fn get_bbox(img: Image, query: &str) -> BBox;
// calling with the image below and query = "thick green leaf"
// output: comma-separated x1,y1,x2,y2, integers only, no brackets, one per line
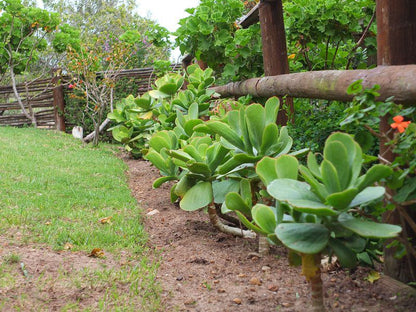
260,123,279,156
180,182,213,211
252,204,277,234
343,235,367,253
256,157,279,186
218,153,261,174
324,141,351,189
145,150,168,172
326,188,359,211
264,96,280,124
328,238,357,268
238,106,252,153
338,213,402,238
245,104,265,152
267,179,321,203
188,102,199,119
239,178,252,206
158,83,179,95
184,119,203,137
348,186,385,208
212,180,240,204
170,184,179,203
149,131,174,152
275,155,299,180
268,179,336,216
152,176,177,188
205,121,245,151
356,165,393,191
225,192,252,216
183,145,203,162
276,223,330,254
175,175,197,197
285,199,337,216
321,159,341,194
307,152,322,180
186,162,211,178
273,126,292,156
206,144,230,172
299,165,328,201
235,211,267,235
325,133,362,184
149,89,170,99
169,150,193,163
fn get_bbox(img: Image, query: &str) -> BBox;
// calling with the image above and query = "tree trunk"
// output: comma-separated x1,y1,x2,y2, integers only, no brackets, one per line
10,65,37,127
210,65,416,104
207,203,256,239
83,118,111,143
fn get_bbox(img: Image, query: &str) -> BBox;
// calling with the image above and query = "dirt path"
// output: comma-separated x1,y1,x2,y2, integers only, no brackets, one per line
127,158,416,312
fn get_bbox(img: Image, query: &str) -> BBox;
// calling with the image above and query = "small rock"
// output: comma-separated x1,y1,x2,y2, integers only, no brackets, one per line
249,277,262,286
146,209,160,216
389,295,397,301
282,302,292,308
238,273,247,278
233,298,242,305
261,266,271,272
268,284,279,292
176,276,183,281
330,278,336,282
218,288,226,293
213,280,219,284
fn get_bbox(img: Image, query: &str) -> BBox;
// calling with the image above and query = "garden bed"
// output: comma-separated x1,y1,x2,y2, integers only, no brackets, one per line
127,157,416,312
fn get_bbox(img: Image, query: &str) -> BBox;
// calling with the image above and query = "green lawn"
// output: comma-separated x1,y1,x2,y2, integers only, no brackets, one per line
0,127,162,311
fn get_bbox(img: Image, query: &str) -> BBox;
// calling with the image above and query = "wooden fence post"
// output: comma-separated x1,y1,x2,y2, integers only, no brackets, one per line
52,75,66,132
259,0,293,125
376,0,416,283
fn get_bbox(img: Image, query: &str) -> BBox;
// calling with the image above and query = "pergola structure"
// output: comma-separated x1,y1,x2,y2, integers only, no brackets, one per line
214,0,416,284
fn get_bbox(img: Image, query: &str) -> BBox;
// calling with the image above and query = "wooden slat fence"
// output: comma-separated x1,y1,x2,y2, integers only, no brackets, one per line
0,77,58,128
0,64,182,129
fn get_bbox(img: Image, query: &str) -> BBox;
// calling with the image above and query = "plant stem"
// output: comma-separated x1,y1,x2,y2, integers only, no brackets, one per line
302,253,325,312
207,203,256,239
258,235,270,256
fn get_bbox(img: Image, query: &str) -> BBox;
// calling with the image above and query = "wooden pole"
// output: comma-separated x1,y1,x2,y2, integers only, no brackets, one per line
210,65,416,103
376,0,416,283
52,76,66,132
259,0,293,125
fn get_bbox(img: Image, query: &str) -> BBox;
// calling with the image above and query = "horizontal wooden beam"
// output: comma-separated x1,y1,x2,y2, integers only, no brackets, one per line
239,3,259,28
211,65,416,104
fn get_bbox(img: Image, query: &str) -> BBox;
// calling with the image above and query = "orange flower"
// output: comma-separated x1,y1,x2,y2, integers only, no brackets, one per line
288,53,296,59
390,115,411,133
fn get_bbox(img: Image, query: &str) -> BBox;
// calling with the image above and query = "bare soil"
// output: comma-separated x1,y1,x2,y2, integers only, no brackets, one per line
127,158,416,312
0,157,415,311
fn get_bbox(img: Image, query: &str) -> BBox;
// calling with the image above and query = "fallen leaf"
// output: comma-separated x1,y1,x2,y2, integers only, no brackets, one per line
89,248,105,258
365,270,380,284
99,216,112,224
63,243,73,250
233,298,242,305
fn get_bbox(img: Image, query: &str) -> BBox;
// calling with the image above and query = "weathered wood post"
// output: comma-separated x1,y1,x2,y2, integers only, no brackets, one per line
52,74,66,132
258,0,293,125
376,0,416,283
